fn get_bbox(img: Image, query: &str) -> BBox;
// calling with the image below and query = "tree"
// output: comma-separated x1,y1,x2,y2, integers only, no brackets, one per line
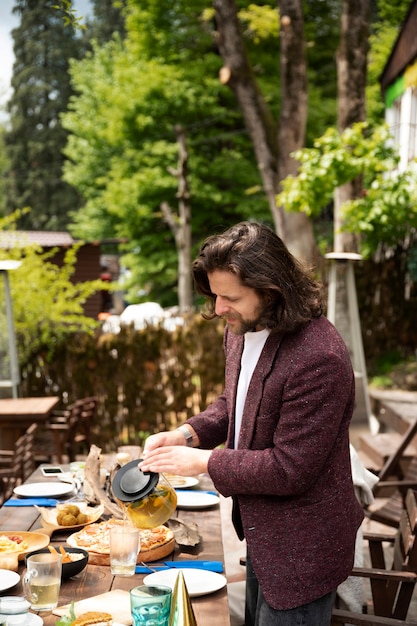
334,0,371,253
62,2,271,306
87,0,127,44
213,0,316,263
4,0,85,230
160,126,193,311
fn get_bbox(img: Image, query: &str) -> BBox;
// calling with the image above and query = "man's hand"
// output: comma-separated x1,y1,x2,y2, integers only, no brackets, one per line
143,430,185,453
139,446,212,476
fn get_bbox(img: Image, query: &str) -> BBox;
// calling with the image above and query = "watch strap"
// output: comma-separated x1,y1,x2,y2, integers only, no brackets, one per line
177,424,194,447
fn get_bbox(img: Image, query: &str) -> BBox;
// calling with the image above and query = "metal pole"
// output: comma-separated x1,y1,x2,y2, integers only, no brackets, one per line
0,261,21,398
325,252,376,432
3,271,20,397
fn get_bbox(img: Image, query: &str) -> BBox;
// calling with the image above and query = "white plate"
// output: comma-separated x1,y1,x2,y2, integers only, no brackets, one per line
13,482,75,498
175,491,220,509
143,568,227,597
26,615,43,626
0,568,20,591
166,475,199,489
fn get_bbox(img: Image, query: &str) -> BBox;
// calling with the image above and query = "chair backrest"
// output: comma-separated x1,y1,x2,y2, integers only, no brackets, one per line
17,422,38,482
377,419,417,483
370,488,417,620
60,396,98,461
0,422,38,504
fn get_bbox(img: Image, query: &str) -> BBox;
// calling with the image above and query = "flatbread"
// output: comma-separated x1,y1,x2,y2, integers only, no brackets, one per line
67,519,175,564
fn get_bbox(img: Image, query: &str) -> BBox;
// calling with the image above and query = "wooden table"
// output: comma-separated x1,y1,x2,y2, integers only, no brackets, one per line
0,396,59,448
0,465,231,625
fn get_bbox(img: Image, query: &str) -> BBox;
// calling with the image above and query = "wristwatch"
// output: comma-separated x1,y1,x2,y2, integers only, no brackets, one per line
177,424,194,447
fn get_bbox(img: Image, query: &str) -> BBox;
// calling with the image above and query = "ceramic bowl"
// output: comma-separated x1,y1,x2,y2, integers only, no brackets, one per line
25,547,88,580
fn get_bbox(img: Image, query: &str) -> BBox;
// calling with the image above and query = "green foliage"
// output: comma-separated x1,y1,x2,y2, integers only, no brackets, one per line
239,5,279,43
55,601,76,626
0,214,105,366
342,167,417,257
278,122,417,256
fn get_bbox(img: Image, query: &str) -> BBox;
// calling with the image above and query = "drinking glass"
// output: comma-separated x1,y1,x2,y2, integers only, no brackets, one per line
23,552,62,611
110,525,140,576
130,585,172,626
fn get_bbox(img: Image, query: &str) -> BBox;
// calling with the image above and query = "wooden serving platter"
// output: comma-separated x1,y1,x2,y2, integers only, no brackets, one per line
85,536,175,565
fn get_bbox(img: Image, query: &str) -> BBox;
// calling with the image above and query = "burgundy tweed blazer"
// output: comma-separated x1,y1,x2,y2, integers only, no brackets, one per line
187,316,364,610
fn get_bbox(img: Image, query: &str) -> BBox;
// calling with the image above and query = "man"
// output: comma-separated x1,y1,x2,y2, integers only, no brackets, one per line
140,221,364,626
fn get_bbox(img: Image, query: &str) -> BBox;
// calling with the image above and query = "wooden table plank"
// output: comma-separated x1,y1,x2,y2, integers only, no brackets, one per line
0,465,231,625
0,396,59,448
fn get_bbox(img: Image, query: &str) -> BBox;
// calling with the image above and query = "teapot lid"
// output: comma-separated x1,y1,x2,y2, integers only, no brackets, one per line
112,459,159,502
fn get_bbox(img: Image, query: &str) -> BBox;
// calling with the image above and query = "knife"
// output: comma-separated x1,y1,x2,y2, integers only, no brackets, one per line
135,560,223,574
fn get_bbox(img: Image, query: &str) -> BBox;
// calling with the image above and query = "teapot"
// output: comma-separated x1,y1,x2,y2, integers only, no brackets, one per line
111,459,177,529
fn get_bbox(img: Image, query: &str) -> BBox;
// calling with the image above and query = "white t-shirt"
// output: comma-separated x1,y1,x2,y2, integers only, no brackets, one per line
234,328,270,449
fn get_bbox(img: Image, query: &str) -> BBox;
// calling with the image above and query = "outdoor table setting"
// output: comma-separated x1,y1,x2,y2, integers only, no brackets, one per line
0,450,231,626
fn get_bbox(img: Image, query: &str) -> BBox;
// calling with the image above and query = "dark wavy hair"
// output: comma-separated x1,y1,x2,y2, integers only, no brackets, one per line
192,221,323,334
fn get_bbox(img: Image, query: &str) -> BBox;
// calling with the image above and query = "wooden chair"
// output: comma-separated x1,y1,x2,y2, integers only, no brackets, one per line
34,396,98,463
0,422,38,505
363,420,417,529
331,489,417,625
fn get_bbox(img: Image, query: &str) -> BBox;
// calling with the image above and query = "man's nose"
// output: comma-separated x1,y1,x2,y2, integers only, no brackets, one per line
215,297,229,316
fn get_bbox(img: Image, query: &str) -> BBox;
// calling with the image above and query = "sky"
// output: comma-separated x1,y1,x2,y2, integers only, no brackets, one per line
0,0,92,122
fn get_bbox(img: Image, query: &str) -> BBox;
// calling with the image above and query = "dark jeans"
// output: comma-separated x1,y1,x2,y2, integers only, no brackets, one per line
245,553,337,626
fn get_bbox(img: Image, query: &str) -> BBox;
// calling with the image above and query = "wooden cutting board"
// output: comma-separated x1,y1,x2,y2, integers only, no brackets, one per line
85,536,175,565
53,590,132,625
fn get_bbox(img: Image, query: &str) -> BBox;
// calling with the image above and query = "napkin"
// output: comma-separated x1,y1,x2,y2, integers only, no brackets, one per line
135,560,223,573
174,490,218,496
4,497,59,507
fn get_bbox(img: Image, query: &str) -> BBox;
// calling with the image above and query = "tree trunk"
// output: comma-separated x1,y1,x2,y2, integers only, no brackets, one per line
213,0,316,265
276,0,316,265
161,125,193,312
335,0,371,253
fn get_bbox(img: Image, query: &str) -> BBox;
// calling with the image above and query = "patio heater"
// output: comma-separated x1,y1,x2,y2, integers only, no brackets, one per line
325,252,377,433
0,260,21,398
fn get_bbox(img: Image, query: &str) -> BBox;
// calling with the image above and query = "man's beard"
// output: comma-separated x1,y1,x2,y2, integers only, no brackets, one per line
225,310,264,336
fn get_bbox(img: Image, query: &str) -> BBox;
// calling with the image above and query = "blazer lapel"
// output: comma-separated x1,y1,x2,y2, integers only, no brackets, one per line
237,332,283,449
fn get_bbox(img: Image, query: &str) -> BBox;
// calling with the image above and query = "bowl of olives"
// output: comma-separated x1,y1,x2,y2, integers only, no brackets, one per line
35,501,105,532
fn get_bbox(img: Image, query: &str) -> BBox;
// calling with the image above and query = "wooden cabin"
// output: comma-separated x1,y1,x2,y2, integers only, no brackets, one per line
380,0,417,171
0,231,120,318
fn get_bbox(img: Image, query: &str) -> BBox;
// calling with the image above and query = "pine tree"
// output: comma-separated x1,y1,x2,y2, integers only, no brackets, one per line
4,0,85,230
87,0,127,45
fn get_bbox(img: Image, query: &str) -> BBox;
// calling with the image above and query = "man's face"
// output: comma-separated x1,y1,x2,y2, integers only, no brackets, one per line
208,270,265,335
